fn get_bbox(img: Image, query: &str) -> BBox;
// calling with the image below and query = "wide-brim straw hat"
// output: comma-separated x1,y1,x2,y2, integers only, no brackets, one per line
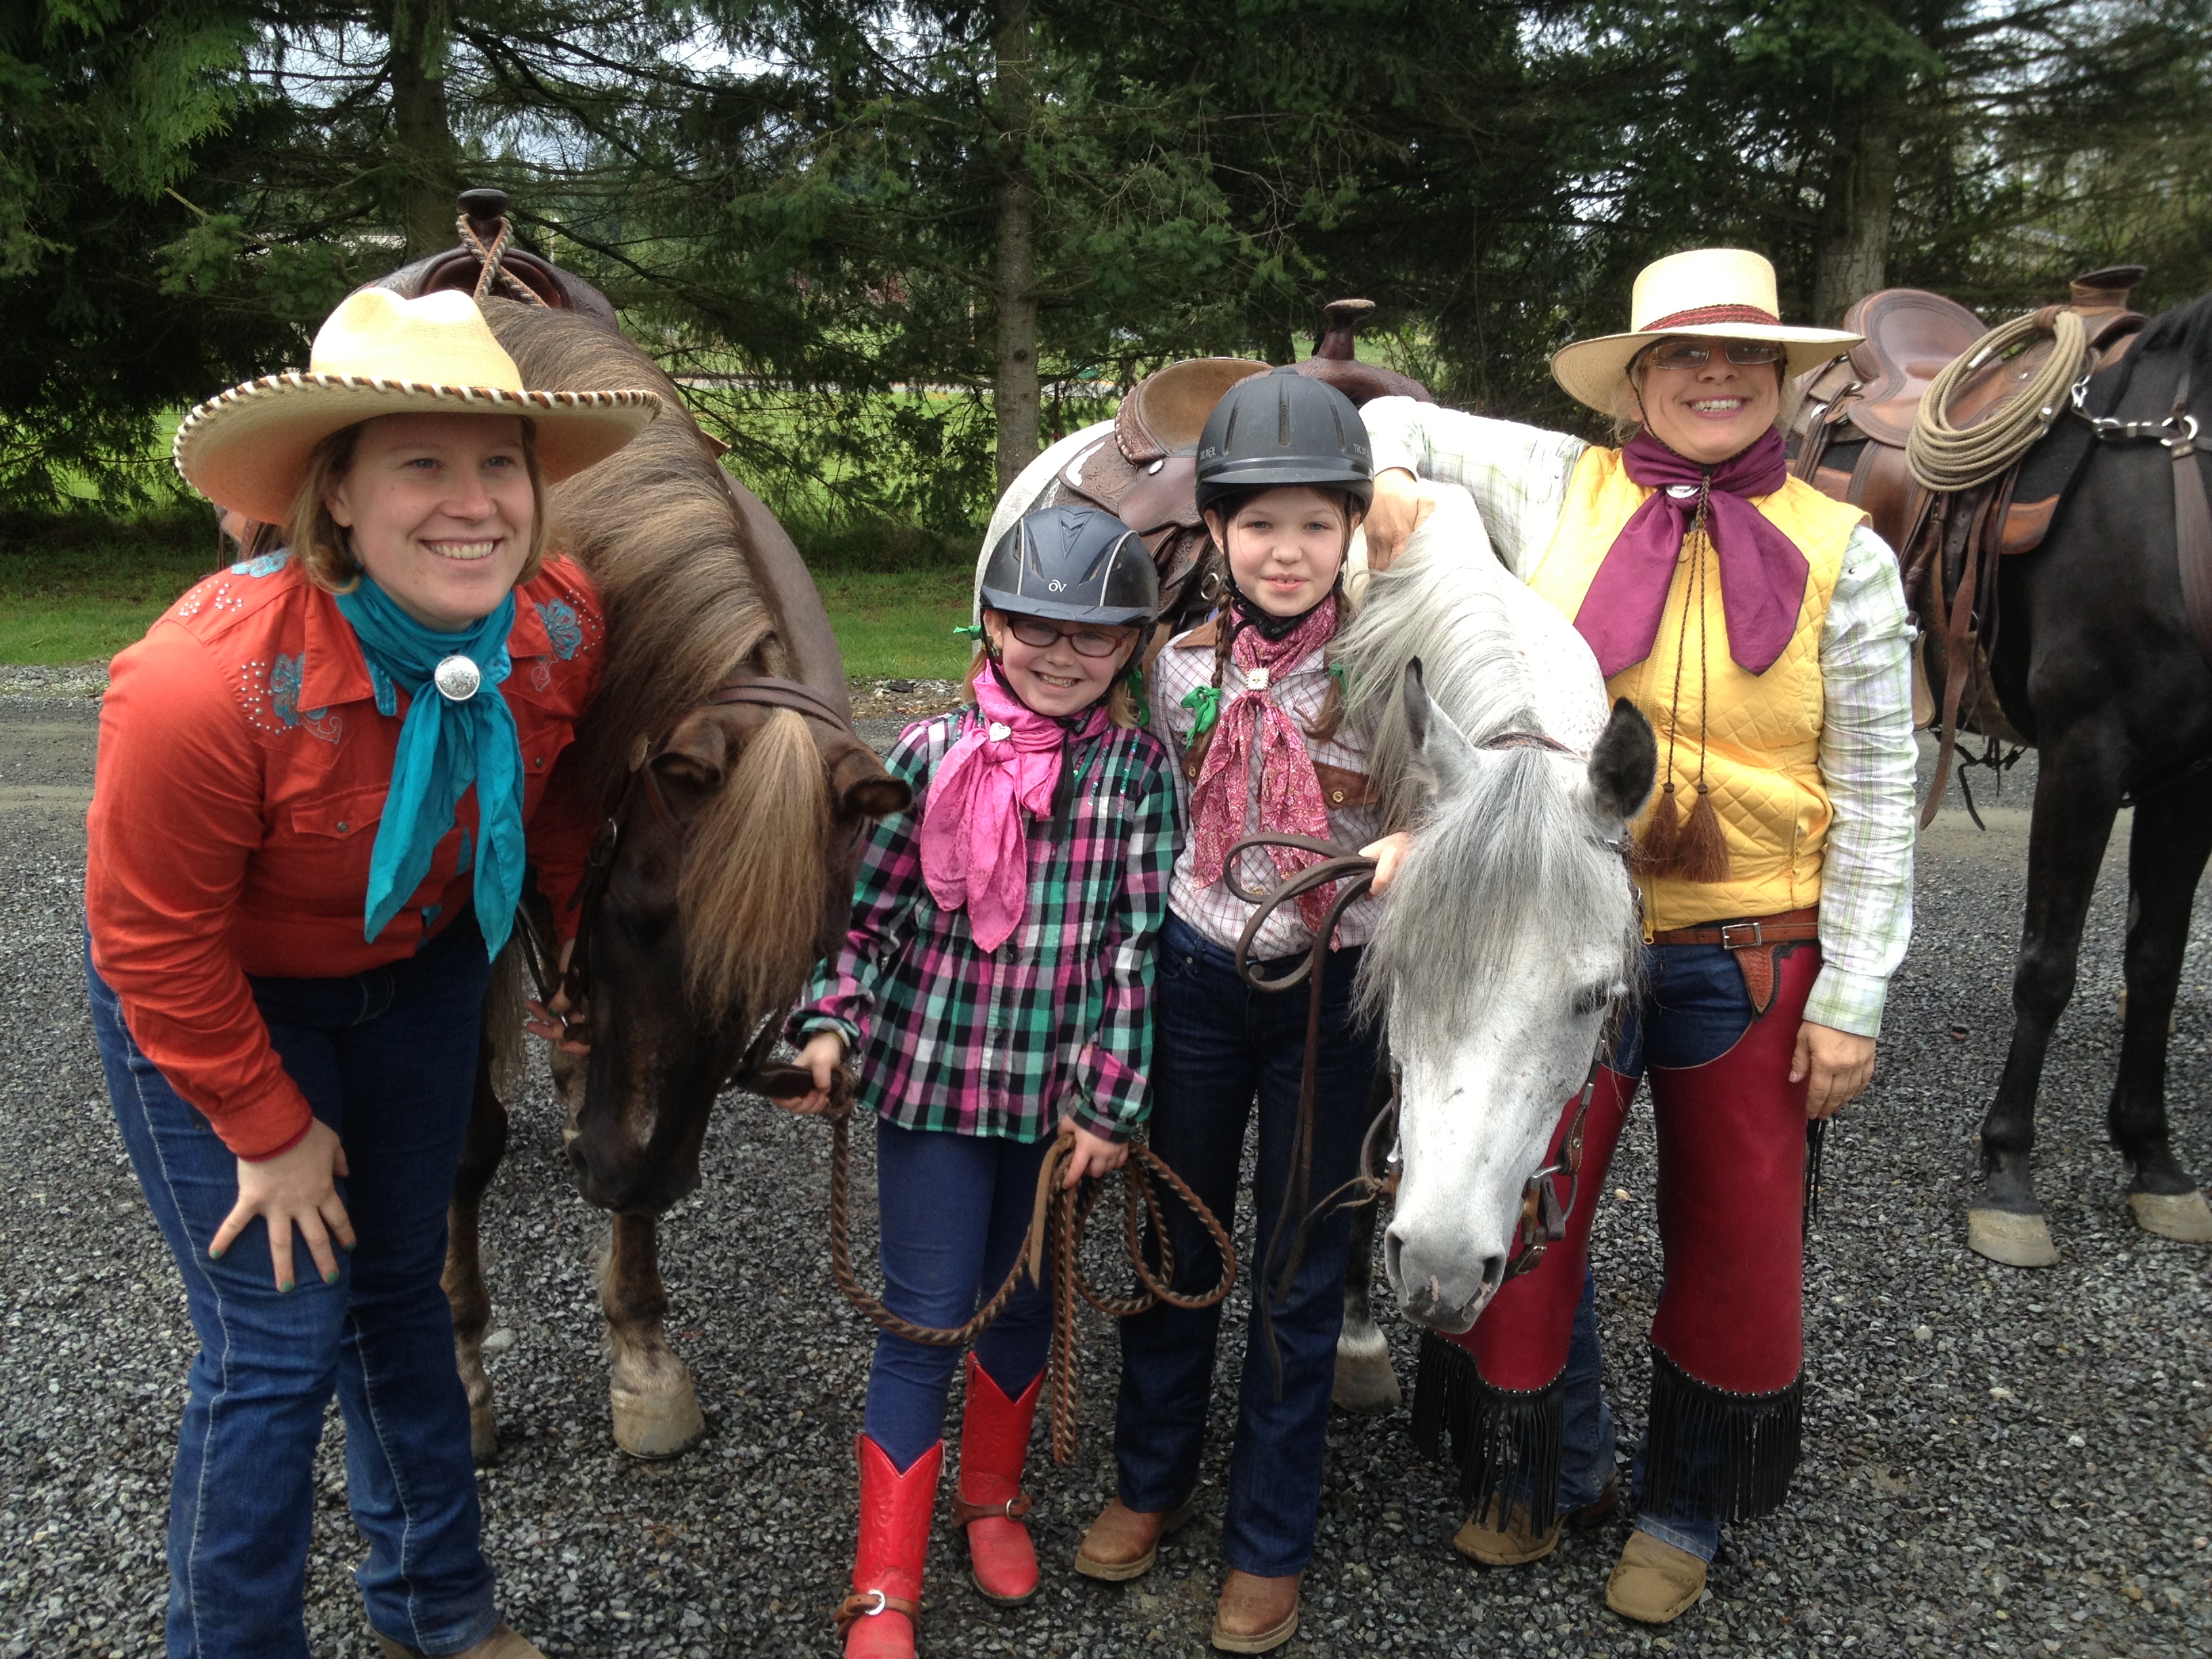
174,287,663,523
1551,248,1862,417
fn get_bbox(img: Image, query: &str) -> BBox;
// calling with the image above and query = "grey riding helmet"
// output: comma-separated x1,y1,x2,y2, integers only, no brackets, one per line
978,505,1160,628
1193,364,1374,513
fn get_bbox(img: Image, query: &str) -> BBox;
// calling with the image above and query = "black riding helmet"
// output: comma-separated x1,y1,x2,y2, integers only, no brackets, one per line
978,504,1160,629
1193,364,1374,513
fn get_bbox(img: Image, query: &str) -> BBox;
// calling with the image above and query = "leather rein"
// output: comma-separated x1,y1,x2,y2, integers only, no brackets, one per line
514,672,861,1092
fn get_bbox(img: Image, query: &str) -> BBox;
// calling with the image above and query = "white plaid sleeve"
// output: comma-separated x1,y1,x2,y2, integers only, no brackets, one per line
1805,525,1917,1036
1361,396,1589,579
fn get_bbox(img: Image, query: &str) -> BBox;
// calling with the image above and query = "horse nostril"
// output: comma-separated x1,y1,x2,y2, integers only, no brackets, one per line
1383,1229,1406,1290
1479,1253,1508,1295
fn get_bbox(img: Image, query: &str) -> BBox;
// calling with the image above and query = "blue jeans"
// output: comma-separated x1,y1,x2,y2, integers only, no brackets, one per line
1115,913,1380,1578
86,918,500,1657
865,1118,1056,1470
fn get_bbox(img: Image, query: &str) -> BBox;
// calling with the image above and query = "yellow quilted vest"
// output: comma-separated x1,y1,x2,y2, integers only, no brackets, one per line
1528,447,1866,931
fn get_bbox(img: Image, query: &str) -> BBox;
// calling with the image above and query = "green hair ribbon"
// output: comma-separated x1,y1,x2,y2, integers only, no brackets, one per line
1181,684,1222,739
952,623,985,641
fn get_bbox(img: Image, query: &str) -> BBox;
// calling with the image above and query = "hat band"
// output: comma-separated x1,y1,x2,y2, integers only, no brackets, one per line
1642,302,1782,332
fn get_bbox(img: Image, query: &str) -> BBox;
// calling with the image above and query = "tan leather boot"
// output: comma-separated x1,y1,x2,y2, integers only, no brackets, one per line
1072,1494,1196,1582
375,1624,545,1659
1452,1473,1620,1566
1210,1570,1300,1654
1603,1528,1708,1624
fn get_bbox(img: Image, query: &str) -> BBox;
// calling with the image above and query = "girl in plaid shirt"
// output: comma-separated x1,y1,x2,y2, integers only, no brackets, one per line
785,506,1175,1659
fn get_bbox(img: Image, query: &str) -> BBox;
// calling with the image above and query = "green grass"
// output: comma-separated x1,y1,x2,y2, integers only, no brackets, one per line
0,510,979,679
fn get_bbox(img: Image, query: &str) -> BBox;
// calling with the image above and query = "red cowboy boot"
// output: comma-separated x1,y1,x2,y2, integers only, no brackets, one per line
951,1354,1043,1603
837,1435,942,1659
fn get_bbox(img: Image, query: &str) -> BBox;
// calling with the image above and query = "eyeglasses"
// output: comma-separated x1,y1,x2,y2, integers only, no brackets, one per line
1644,337,1790,370
1004,617,1133,658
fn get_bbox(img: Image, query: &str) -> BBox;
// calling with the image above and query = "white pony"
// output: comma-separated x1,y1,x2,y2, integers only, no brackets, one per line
1333,487,1654,1334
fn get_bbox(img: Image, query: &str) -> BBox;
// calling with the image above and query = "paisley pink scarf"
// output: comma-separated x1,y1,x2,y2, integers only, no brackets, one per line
919,663,1105,952
1189,600,1341,934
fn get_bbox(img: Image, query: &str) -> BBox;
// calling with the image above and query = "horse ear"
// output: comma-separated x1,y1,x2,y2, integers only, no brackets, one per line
1401,657,1477,803
828,739,912,819
1585,697,1657,832
653,710,729,792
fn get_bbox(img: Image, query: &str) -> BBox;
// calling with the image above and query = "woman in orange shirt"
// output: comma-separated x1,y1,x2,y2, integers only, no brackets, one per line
84,288,657,1659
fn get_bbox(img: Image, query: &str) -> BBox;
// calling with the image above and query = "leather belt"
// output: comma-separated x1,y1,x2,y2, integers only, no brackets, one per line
1650,906,1820,1018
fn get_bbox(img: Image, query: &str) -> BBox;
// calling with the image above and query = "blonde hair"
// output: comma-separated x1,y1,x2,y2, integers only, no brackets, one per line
963,631,1145,730
283,416,549,594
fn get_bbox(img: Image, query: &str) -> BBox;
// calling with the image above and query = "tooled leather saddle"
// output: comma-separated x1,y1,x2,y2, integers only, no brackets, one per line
1047,299,1433,625
1786,267,2153,773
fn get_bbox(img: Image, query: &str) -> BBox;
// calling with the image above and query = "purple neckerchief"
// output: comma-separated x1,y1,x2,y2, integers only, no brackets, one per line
1572,428,1810,679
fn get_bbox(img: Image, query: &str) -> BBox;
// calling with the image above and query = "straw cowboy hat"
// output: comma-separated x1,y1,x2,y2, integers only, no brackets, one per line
174,287,662,523
1551,248,1861,417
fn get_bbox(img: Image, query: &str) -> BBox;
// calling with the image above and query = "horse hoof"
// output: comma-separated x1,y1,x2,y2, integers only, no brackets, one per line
612,1382,706,1459
2129,1189,2212,1242
1966,1208,2060,1268
470,1400,500,1466
1331,1338,1402,1415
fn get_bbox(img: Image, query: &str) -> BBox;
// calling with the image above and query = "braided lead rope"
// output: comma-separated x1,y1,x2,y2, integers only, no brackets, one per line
1908,307,2088,493
456,211,550,308
811,1070,1235,1465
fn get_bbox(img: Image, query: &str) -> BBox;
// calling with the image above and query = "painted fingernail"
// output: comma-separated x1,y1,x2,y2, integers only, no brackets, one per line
324,1270,340,1284
279,1281,294,1293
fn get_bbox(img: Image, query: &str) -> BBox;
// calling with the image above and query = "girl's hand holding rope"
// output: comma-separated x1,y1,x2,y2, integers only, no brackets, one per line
1360,831,1414,895
523,938,590,1054
785,1029,847,1115
1056,1115,1127,1187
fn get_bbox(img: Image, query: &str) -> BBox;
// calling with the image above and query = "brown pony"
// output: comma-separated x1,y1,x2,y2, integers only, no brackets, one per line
443,299,907,1460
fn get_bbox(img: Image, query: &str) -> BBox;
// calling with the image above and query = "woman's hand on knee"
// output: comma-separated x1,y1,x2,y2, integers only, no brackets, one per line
1791,1022,1875,1119
1057,1118,1128,1187
211,1118,354,1291
785,1030,847,1115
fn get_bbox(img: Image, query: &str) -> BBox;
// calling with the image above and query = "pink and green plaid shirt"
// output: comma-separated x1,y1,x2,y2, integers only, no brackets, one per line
788,708,1176,1142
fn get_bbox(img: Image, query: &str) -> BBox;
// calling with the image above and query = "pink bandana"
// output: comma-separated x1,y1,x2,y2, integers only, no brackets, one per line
1189,599,1342,934
919,663,1105,952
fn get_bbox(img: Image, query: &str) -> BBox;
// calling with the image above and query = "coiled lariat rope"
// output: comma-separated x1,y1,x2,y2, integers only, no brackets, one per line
456,211,550,308
1907,306,2089,493
791,1067,1235,1465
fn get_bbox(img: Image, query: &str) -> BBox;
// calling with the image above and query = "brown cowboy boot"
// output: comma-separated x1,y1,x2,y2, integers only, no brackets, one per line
1072,1494,1197,1582
1210,1570,1300,1654
1603,1528,1708,1624
374,1625,545,1659
1452,1473,1622,1567
951,1355,1042,1603
836,1435,943,1659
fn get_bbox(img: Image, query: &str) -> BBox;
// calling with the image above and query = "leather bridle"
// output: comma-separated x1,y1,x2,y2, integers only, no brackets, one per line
514,672,866,1090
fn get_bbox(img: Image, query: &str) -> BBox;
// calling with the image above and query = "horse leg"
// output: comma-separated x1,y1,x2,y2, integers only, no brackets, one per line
1333,1054,1400,1414
443,1041,510,1464
2111,776,2212,1240
598,1212,708,1458
1971,739,2122,1267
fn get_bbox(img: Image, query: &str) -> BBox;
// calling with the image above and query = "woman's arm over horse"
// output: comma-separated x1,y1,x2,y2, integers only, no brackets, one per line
87,623,317,1160
1061,753,1176,1145
1804,529,1917,1040
1361,396,1588,575
786,722,933,1054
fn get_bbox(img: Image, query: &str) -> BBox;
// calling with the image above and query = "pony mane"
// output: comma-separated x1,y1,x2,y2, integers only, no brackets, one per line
1334,491,1639,1044
483,300,827,1017
2133,287,2212,361
481,300,786,806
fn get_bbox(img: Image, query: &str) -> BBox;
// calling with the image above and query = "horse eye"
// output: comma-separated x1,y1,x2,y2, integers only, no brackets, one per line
1571,983,1616,1017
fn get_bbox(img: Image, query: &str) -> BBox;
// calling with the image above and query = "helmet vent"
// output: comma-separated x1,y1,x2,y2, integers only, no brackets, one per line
1278,387,1292,447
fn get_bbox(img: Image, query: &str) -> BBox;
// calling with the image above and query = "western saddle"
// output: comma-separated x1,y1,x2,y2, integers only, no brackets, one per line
1785,266,2156,816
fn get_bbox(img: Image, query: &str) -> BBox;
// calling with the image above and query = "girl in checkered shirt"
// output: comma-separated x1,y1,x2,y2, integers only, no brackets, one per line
783,506,1176,1659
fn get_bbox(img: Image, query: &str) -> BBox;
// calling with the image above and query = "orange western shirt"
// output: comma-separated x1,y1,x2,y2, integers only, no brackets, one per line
85,550,605,1160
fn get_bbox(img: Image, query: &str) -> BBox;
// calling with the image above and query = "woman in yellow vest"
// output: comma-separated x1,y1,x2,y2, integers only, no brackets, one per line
1359,249,1916,1624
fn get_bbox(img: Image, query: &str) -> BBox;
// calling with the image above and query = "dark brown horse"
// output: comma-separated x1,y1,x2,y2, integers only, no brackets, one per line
1797,283,2212,1265
375,197,909,1458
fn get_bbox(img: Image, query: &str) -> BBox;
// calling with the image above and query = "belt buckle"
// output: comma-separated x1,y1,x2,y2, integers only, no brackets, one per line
1719,920,1764,950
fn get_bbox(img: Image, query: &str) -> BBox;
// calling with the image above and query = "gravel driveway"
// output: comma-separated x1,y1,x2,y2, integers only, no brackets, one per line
3,686,2209,1658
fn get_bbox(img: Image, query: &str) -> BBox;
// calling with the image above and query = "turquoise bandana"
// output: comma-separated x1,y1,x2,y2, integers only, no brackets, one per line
334,576,525,956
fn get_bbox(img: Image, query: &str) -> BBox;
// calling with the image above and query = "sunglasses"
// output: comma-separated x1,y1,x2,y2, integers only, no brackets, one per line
1004,617,1133,659
1643,337,1790,370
